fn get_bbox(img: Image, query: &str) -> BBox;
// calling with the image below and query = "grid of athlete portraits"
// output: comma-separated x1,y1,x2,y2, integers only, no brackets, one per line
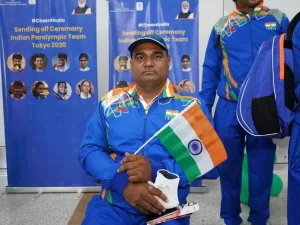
7,52,95,101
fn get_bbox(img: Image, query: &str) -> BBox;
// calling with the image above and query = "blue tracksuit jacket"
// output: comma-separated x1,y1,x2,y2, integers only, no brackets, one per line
200,3,290,110
78,79,212,215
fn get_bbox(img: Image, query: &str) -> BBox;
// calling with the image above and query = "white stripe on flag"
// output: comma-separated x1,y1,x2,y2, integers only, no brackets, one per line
169,115,214,175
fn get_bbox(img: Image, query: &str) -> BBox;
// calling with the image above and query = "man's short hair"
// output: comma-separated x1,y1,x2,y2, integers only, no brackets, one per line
181,55,190,61
58,81,67,87
13,81,23,88
33,53,44,61
79,53,88,60
12,54,23,61
58,53,68,61
119,56,128,62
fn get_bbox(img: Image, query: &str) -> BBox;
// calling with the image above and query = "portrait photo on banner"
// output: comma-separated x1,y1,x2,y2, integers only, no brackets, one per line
9,81,27,100
31,80,49,100
72,0,92,15
76,53,91,72
178,79,195,93
175,1,195,20
114,55,131,72
7,53,26,72
53,81,72,100
75,79,94,99
52,52,70,72
30,53,48,72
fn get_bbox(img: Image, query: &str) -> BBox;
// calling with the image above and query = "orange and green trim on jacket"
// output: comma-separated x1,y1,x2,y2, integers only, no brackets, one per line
101,79,198,115
101,188,113,204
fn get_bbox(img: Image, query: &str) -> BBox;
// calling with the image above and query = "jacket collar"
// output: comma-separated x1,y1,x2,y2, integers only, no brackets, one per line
125,79,176,100
234,1,265,16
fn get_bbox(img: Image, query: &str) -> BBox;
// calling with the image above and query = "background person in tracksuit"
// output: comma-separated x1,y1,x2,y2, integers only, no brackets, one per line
288,20,300,225
79,35,213,225
199,0,289,224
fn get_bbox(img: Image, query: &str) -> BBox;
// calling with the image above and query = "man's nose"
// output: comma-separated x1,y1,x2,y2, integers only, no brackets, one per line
144,57,154,66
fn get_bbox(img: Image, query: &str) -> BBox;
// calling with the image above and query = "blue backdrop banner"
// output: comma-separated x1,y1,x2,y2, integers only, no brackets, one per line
109,0,199,93
0,0,98,187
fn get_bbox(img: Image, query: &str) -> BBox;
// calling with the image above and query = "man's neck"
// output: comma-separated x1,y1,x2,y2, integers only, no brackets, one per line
136,82,166,103
36,68,43,72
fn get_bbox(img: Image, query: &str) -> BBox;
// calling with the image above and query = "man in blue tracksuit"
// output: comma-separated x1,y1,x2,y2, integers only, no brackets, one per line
199,0,289,224
288,20,300,225
78,35,213,225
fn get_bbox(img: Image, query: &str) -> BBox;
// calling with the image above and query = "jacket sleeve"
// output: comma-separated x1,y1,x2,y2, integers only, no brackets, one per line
149,99,215,187
78,102,129,196
199,26,223,113
281,13,290,34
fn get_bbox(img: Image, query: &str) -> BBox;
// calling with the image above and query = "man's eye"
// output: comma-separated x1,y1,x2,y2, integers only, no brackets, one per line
154,55,162,59
136,56,143,60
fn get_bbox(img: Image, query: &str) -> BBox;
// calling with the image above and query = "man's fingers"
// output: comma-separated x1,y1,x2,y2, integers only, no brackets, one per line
143,191,165,213
135,205,150,215
128,175,142,183
117,161,138,173
117,165,125,173
148,185,168,202
138,198,162,215
126,167,140,176
121,154,137,164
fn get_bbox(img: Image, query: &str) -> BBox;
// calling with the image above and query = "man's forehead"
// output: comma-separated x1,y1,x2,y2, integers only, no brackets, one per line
132,43,166,54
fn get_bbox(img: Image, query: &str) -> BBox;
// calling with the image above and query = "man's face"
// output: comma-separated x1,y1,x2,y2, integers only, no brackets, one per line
34,57,44,69
13,59,22,68
58,58,66,66
14,86,23,96
238,0,261,8
182,58,190,69
130,42,170,86
182,1,189,11
80,57,88,69
58,83,66,94
37,84,45,94
79,0,86,5
119,60,127,69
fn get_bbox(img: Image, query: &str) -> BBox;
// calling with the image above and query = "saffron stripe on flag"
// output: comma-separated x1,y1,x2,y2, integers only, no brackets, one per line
157,126,201,182
182,103,227,167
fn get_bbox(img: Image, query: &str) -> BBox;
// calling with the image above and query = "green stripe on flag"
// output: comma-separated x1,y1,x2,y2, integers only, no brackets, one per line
157,126,201,182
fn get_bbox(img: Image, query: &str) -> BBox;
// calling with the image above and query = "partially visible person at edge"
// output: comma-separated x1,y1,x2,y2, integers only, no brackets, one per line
199,0,289,225
288,17,300,225
78,35,215,225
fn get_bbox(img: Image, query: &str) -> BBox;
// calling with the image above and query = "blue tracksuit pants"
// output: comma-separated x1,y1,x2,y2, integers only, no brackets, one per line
82,195,190,225
288,118,300,225
214,98,276,225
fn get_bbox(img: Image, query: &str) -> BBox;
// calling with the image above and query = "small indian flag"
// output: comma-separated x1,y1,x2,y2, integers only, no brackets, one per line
265,22,276,29
165,110,179,120
135,101,227,182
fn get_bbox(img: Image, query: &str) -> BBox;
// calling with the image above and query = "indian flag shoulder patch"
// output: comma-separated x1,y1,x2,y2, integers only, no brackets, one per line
265,22,276,30
165,109,179,120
